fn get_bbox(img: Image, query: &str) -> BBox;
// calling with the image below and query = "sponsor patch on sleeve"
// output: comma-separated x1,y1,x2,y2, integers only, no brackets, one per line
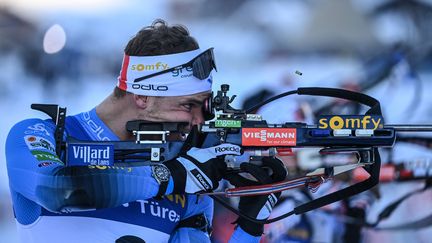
31,150,64,165
24,135,56,153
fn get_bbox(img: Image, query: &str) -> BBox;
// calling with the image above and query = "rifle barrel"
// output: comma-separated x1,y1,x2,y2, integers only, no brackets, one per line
385,125,432,131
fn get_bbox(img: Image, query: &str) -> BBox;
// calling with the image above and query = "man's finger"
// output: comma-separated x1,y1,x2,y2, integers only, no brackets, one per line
261,157,287,182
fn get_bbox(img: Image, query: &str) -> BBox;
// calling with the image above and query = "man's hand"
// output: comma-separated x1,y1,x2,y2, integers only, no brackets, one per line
225,157,287,236
164,144,242,194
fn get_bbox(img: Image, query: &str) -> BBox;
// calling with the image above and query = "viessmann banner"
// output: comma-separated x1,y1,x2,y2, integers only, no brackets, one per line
241,128,297,146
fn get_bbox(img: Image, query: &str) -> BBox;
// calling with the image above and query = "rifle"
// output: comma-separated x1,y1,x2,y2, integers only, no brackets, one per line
31,84,432,224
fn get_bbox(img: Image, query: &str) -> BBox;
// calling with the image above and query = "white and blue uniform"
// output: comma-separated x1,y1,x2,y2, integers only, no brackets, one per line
6,108,219,243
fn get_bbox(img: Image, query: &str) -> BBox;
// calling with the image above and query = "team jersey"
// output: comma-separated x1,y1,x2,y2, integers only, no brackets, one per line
6,107,259,243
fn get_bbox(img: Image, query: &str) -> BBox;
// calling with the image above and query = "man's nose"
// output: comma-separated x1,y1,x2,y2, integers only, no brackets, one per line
190,107,205,126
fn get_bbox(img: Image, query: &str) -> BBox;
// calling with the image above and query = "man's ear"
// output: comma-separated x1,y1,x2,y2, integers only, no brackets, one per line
134,95,149,109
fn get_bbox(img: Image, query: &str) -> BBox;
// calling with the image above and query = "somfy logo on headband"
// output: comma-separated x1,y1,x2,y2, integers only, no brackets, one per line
130,62,169,71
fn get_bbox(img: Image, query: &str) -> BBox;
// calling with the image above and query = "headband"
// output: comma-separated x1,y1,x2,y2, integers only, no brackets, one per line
117,49,213,96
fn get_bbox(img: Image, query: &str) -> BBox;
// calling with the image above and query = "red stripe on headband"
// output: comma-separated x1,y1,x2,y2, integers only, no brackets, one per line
118,54,130,90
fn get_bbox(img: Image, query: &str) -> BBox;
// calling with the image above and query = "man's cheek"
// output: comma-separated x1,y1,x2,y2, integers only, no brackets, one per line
164,112,191,123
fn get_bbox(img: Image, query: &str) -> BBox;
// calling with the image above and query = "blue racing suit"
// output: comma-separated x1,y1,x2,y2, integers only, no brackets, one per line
6,108,258,243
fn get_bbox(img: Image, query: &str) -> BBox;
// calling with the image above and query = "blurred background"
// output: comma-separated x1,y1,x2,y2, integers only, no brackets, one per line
1,0,432,242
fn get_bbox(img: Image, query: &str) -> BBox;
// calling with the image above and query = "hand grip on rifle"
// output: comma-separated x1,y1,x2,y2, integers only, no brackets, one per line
225,157,287,236
163,126,242,194
225,148,284,177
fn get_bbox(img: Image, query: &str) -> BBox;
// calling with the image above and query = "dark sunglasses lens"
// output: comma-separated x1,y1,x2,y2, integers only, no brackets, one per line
209,49,216,70
192,50,215,80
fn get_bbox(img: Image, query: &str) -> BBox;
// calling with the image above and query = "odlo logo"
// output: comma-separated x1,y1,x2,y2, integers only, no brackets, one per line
132,84,168,91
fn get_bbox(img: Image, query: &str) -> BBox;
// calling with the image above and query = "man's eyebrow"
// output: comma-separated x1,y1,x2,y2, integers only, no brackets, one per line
180,97,205,105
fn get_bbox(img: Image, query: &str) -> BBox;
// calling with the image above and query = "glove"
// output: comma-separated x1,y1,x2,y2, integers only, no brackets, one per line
164,125,241,194
225,157,287,236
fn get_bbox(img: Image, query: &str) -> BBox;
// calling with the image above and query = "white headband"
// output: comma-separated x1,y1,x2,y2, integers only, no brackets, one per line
117,49,213,96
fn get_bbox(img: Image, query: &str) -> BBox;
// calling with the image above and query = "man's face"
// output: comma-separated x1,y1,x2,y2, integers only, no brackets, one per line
140,91,211,131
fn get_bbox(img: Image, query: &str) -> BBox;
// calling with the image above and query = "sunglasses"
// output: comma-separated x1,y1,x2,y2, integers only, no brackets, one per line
134,48,217,83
